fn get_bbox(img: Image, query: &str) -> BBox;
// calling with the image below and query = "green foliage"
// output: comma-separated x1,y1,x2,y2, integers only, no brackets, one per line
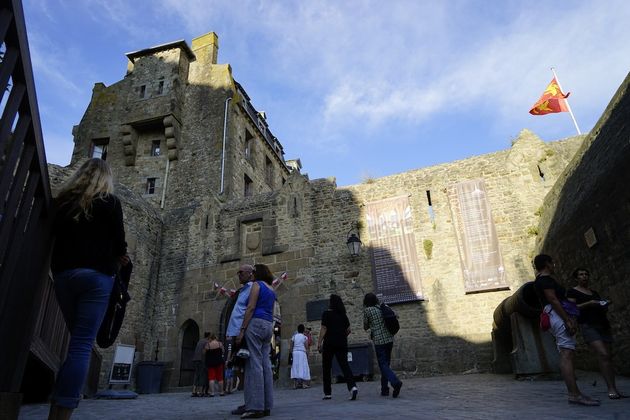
526,226,539,237
423,239,433,259
534,207,543,217
361,174,376,184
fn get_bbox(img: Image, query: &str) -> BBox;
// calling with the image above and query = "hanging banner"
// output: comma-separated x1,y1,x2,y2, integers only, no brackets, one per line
446,179,507,293
366,195,423,304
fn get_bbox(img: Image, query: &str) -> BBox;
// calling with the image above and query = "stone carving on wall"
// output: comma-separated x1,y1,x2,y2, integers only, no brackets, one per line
366,195,423,304
446,179,507,293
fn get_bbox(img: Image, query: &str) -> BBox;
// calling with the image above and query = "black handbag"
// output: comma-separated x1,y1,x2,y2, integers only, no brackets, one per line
97,260,133,348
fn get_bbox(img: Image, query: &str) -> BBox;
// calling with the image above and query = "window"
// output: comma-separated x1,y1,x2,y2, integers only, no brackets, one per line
151,140,161,156
265,156,273,186
90,138,109,160
146,178,156,195
139,85,146,98
244,174,253,197
244,129,254,159
157,80,164,95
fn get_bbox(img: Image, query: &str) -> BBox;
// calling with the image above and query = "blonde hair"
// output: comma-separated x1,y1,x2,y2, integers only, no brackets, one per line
56,158,114,220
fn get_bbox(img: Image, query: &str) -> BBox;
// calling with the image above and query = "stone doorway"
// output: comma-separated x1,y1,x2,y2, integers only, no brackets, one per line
179,319,199,386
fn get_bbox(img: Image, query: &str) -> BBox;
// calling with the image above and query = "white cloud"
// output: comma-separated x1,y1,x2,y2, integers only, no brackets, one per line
161,1,630,141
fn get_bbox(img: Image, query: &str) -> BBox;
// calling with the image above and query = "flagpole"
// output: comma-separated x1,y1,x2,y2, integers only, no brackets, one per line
551,67,581,135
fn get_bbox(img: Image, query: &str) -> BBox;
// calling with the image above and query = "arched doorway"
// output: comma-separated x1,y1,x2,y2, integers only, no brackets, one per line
179,319,199,386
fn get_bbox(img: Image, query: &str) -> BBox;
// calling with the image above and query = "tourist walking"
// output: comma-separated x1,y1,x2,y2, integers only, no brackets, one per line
533,254,599,406
289,324,311,389
318,294,358,401
237,264,276,418
48,158,128,420
567,268,626,400
191,332,210,397
204,334,225,397
363,293,403,397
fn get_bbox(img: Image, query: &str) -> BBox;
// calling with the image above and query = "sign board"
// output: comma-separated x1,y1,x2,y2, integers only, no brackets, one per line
306,299,329,321
109,344,135,384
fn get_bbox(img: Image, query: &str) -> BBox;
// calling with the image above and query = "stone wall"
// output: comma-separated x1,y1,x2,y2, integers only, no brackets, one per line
536,72,630,375
48,31,599,390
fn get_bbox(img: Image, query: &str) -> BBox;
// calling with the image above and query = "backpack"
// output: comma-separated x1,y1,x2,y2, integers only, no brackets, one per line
380,303,400,335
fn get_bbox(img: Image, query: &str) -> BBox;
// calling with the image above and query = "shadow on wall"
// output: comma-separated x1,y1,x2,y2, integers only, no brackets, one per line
265,178,497,381
535,72,630,375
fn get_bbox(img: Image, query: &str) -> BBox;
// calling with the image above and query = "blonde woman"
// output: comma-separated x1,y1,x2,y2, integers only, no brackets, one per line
48,159,128,420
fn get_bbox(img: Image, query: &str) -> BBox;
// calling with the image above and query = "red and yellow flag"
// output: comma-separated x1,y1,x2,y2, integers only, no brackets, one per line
529,77,570,115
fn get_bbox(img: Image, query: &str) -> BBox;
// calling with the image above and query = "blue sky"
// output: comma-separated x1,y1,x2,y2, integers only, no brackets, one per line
23,1,630,186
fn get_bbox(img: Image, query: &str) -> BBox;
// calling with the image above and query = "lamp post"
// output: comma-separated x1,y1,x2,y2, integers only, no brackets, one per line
346,223,362,258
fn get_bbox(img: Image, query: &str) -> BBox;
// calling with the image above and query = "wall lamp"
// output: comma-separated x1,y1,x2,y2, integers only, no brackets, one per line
346,222,362,258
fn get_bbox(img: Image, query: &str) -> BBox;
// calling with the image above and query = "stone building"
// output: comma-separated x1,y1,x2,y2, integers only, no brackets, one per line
51,31,622,390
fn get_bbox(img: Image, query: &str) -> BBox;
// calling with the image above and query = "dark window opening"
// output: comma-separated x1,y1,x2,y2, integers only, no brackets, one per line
146,178,156,195
157,80,164,95
265,156,273,186
244,174,253,197
151,140,161,156
244,129,254,159
139,85,146,98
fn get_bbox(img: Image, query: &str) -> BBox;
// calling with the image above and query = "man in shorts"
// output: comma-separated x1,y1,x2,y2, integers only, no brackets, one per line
533,254,599,406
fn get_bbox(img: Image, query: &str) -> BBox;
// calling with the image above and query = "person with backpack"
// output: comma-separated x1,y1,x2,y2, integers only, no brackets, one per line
363,293,403,398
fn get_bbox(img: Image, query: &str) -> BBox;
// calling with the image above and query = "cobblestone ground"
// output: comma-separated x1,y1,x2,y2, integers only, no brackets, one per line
20,371,630,419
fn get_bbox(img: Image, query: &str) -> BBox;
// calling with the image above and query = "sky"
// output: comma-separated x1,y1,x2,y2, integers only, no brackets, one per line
22,0,630,186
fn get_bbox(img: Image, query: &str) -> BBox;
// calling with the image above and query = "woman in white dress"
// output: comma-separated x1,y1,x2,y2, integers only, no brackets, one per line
290,324,311,389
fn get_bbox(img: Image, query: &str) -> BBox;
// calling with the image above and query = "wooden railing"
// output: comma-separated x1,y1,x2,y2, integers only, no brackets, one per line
0,0,59,416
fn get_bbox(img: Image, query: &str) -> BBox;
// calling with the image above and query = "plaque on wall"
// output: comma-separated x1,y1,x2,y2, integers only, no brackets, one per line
306,299,329,321
446,179,507,293
366,195,423,304
584,227,597,248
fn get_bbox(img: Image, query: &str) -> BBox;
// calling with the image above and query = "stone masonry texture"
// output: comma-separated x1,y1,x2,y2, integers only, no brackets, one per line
47,31,630,391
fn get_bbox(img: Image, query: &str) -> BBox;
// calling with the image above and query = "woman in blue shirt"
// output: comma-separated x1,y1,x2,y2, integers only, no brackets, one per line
237,264,276,418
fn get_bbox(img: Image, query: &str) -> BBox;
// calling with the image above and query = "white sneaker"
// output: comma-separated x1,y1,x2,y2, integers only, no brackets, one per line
350,386,358,400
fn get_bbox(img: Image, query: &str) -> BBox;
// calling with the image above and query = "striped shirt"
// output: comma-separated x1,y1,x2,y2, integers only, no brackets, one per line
363,305,393,345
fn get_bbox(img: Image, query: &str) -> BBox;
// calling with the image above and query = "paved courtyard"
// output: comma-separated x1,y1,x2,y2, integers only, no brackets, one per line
20,371,630,419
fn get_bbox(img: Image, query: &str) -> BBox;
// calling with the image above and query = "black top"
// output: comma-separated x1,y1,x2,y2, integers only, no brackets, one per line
534,274,566,306
205,347,224,368
52,194,127,276
566,288,610,328
321,309,350,350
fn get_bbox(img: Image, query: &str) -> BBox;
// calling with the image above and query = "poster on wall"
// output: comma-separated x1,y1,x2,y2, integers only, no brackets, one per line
366,195,423,304
446,179,508,293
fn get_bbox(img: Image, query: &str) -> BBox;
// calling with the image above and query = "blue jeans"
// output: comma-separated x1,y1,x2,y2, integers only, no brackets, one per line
244,318,274,411
53,268,113,408
374,341,401,393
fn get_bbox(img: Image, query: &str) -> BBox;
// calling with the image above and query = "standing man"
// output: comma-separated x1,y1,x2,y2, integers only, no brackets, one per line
226,264,255,416
533,254,599,406
191,332,210,397
363,293,403,398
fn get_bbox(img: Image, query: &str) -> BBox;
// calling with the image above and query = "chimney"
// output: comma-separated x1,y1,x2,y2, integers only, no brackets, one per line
191,32,219,65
